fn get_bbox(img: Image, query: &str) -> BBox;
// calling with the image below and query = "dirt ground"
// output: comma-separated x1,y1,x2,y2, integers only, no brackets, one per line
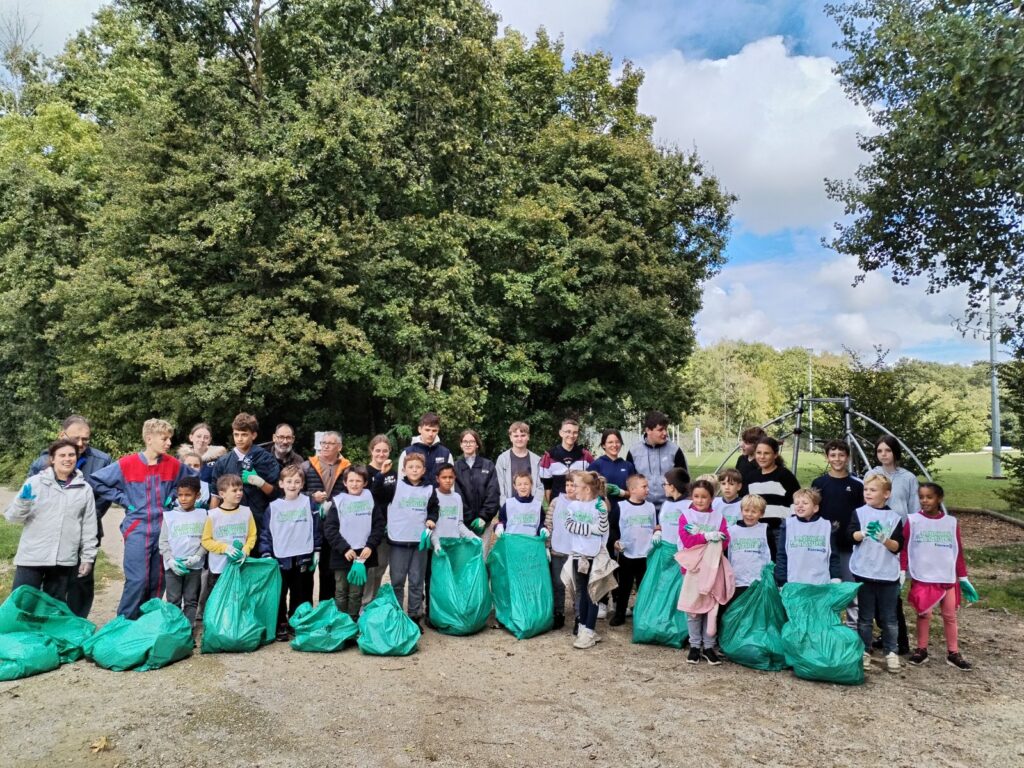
2,496,1023,768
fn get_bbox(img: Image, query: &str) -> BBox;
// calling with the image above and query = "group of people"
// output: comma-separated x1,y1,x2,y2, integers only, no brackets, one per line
4,410,974,672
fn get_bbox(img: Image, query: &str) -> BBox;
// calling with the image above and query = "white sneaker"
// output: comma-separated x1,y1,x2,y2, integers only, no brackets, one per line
626,607,633,617
863,652,873,671
885,652,901,673
573,628,596,649
597,604,608,620
593,632,603,643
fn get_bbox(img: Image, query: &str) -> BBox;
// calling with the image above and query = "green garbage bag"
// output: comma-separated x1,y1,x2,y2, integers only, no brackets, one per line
356,584,420,656
719,564,788,671
429,537,492,636
781,581,864,685
202,558,282,653
289,601,358,652
0,632,61,681
0,586,95,663
632,540,687,648
486,534,553,639
84,599,193,671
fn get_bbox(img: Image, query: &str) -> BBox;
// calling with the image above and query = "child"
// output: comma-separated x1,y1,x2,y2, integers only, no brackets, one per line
902,483,974,670
610,474,657,626
209,413,280,537
371,452,439,627
398,412,453,484
181,451,212,509
679,478,730,664
847,472,904,673
539,418,595,505
715,468,744,526
496,471,544,537
260,464,322,641
326,465,386,622
735,426,766,479
774,488,840,587
565,471,609,650
159,475,206,629
657,468,690,549
431,464,475,543
726,494,774,605
201,474,257,592
545,474,577,629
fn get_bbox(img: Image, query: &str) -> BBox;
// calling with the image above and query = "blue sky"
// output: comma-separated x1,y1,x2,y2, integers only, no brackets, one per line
5,0,993,365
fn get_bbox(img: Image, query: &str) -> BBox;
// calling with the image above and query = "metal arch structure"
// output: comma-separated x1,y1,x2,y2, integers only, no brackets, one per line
713,393,936,483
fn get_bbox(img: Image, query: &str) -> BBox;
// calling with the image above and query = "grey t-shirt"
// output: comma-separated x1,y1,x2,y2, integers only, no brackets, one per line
510,452,531,482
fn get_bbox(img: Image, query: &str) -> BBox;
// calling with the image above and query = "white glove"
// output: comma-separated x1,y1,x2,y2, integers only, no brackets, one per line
495,524,504,537
830,578,842,584
899,570,906,588
704,531,724,543
433,540,443,555
244,472,266,488
651,530,663,544
185,553,205,569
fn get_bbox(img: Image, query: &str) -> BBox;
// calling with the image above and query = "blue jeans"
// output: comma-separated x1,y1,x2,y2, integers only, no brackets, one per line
574,558,598,631
858,580,900,654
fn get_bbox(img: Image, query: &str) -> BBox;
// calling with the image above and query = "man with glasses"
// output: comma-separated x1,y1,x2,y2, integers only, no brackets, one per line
302,431,351,601
539,418,594,505
261,423,304,498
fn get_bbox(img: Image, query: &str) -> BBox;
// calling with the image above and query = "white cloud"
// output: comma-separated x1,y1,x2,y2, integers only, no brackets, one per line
696,254,991,364
638,36,873,234
489,0,614,53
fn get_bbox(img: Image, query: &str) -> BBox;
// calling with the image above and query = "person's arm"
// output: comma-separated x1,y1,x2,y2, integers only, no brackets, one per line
608,501,621,550
954,520,967,578
252,451,280,496
481,464,500,524
887,516,905,554
323,504,351,555
582,449,595,469
201,517,227,554
159,518,172,561
258,512,274,557
846,510,863,548
242,515,257,555
565,505,591,537
4,476,38,523
426,490,439,525
766,526,778,563
538,451,554,502
396,449,408,481
718,516,730,547
678,513,709,549
775,521,788,585
90,461,130,509
370,472,396,506
79,491,98,567
208,458,223,510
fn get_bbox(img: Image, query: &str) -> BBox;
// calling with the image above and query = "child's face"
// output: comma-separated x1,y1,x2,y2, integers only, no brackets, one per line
345,472,367,495
220,484,243,507
233,429,256,452
418,424,439,444
863,481,891,508
564,478,577,500
436,469,456,494
754,444,777,470
690,487,713,512
190,428,211,454
176,487,198,510
405,461,425,483
628,479,649,502
144,431,172,456
876,442,895,467
720,476,741,500
826,449,849,473
279,473,304,497
662,479,681,500
918,486,942,514
741,503,764,526
510,429,529,450
514,475,533,497
559,423,579,448
184,455,201,472
793,495,818,519
741,440,755,457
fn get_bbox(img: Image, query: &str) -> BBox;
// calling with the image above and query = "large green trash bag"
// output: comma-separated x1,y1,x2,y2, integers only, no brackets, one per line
719,564,788,671
429,537,493,636
781,581,864,685
0,632,61,680
289,601,358,652
0,586,95,663
486,534,553,639
202,559,282,653
356,584,420,656
632,541,687,648
84,599,193,671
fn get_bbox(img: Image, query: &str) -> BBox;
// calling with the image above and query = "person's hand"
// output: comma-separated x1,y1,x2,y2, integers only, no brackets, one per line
899,570,906,587
494,524,504,538
185,554,205,569
359,547,371,560
163,494,175,509
18,483,35,501
313,491,327,503
241,469,266,488
173,557,190,575
684,523,698,535
539,528,549,541
470,518,486,535
830,577,842,584
606,483,622,498
960,578,979,603
613,540,624,552
380,459,393,475
223,545,240,561
705,531,724,543
433,540,445,556
345,549,357,562
78,561,94,578
651,530,663,544
425,520,436,530
318,501,332,520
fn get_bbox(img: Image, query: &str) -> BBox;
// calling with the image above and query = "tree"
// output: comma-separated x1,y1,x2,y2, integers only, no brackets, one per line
826,1,1024,344
997,355,1024,507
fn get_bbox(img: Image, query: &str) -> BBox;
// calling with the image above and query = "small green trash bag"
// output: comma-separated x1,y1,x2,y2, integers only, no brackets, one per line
719,564,788,671
486,534,553,639
0,586,95,663
0,632,61,681
632,540,688,648
356,584,420,656
202,558,282,653
84,599,193,671
781,581,864,685
429,537,492,636
289,601,358,652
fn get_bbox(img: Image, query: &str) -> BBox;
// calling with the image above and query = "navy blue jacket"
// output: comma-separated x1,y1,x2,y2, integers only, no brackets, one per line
401,438,453,483
210,446,281,533
454,456,500,526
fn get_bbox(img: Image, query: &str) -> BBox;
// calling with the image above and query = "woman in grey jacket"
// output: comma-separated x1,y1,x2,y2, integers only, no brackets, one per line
5,439,98,605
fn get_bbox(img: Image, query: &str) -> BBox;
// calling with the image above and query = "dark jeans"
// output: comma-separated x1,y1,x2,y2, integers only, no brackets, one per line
65,563,95,618
318,554,335,603
612,555,647,620
551,553,568,618
165,568,203,627
573,558,598,631
279,566,314,628
12,565,75,604
859,580,900,654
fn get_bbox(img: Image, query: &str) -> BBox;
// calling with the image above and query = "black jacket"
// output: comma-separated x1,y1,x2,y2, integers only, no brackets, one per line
323,495,387,570
454,456,500,526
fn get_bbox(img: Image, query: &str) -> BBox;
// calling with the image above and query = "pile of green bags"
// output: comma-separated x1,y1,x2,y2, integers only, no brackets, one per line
632,540,687,648
289,601,358,652
719,564,787,671
781,581,864,685
202,559,282,653
356,584,420,656
0,586,95,671
429,537,492,636
0,632,61,681
486,534,552,639
84,599,193,671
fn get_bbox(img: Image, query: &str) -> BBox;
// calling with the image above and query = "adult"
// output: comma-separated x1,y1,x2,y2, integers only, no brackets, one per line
27,415,111,617
7,439,98,606
302,430,351,602
626,410,689,511
181,422,221,483
92,418,195,618
742,436,800,525
494,421,543,504
363,434,395,609
261,422,305,499
589,428,637,619
453,429,499,536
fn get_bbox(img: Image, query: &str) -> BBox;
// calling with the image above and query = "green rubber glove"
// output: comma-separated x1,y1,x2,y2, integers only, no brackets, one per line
164,494,175,509
539,528,549,540
173,557,189,576
348,560,367,586
865,521,883,541
228,539,245,563
469,518,486,535
418,528,432,551
960,578,979,603
606,483,622,498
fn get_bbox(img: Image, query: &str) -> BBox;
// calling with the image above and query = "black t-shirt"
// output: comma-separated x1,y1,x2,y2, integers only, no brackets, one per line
811,473,865,552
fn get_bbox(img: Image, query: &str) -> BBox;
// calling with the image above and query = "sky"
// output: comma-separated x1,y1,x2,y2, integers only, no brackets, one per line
4,0,993,365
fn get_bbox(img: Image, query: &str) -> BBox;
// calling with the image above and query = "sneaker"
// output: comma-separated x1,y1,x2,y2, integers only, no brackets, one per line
946,652,973,671
908,648,929,666
702,648,722,666
885,652,900,673
275,627,290,642
609,614,626,627
553,614,565,630
592,632,603,643
573,628,596,650
597,604,608,620
686,647,701,664
626,607,633,617
863,652,873,671
411,617,423,631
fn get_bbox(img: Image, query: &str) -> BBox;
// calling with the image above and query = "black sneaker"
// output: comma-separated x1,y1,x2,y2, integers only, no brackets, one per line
908,648,929,666
411,617,423,631
275,627,290,642
609,614,626,627
424,615,435,630
701,648,722,666
686,647,701,664
553,614,565,630
946,652,972,671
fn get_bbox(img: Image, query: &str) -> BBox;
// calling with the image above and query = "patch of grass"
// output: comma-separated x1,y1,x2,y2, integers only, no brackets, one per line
966,544,1024,569
970,577,1024,616
964,544,1024,615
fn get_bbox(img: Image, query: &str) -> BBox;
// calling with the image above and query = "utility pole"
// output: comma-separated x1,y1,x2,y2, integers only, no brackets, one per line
806,348,814,451
988,280,1003,479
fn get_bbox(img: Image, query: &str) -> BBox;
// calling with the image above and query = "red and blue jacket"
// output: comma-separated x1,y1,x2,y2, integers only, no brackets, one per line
92,453,195,545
